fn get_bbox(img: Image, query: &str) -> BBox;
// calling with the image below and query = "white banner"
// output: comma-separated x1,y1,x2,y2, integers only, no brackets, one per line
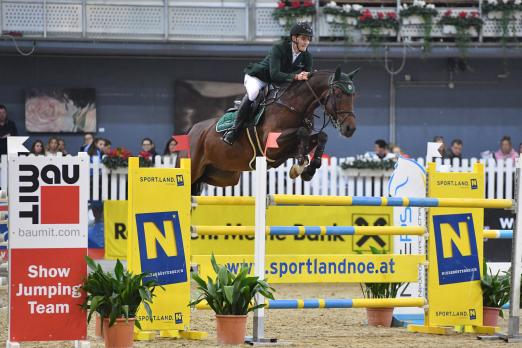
8,155,89,249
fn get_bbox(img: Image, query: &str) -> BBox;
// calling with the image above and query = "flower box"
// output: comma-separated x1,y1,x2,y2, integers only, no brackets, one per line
442,24,457,34
404,15,424,25
361,28,396,36
487,11,503,19
326,14,335,23
341,168,394,177
346,17,357,25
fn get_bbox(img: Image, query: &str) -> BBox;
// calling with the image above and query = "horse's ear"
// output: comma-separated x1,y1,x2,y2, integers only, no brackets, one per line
334,66,341,81
347,67,360,80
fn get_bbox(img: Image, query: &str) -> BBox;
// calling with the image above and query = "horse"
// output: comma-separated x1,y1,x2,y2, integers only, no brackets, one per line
188,67,358,195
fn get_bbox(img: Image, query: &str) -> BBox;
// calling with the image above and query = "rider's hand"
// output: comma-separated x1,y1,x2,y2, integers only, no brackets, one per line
294,72,309,81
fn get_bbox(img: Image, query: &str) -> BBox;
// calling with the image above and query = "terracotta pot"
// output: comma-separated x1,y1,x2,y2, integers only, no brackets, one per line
103,317,135,348
95,314,103,339
366,307,394,327
216,314,247,345
483,306,501,327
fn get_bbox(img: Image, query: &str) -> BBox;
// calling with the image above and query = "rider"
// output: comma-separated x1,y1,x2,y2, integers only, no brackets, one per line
222,22,314,145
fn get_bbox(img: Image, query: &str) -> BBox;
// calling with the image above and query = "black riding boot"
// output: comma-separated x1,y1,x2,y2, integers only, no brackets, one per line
222,95,253,145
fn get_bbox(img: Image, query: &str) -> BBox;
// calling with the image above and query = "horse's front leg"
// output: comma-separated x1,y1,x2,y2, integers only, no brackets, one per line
301,131,328,182
289,127,311,179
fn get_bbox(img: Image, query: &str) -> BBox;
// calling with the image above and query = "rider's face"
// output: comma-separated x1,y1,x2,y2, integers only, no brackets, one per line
293,35,311,52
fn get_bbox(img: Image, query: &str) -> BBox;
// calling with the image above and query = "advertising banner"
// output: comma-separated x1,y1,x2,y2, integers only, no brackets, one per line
8,155,88,341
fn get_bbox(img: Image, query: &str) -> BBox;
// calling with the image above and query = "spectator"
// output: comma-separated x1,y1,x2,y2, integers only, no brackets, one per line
390,144,410,158
141,138,157,158
57,138,68,156
80,133,94,152
87,137,106,162
494,135,517,162
30,139,46,156
374,139,395,160
103,139,112,155
163,138,179,156
433,135,446,157
46,137,60,155
446,139,463,160
0,104,18,155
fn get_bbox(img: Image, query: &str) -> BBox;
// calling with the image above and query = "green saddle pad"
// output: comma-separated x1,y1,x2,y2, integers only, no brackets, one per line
216,105,265,133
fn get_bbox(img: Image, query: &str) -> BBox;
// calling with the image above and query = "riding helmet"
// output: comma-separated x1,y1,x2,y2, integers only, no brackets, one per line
290,22,313,38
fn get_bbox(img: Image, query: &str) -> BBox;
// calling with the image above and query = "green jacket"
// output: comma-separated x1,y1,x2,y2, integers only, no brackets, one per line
244,40,313,84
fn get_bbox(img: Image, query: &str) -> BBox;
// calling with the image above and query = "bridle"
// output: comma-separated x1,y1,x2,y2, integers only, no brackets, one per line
304,76,355,132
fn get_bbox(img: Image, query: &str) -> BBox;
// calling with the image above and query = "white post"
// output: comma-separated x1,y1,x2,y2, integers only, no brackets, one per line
252,157,267,342
508,157,522,340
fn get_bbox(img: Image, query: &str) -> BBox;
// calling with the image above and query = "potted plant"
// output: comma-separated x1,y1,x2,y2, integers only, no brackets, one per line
340,155,396,177
273,1,316,30
438,10,483,57
359,247,403,327
81,256,160,348
481,266,510,327
323,2,362,26
357,9,399,49
189,255,275,345
102,147,132,170
482,0,520,46
399,1,438,51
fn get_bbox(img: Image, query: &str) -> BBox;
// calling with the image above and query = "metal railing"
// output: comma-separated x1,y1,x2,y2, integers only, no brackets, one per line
1,0,520,43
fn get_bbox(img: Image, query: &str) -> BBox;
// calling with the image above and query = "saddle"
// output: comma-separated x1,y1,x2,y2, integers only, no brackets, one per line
215,83,288,133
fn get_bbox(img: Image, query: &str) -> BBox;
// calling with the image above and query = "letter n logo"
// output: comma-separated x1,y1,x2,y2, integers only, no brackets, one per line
135,211,187,285
433,213,480,285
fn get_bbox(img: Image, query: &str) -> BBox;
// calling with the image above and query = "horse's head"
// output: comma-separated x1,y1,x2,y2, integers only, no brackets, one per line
324,67,358,137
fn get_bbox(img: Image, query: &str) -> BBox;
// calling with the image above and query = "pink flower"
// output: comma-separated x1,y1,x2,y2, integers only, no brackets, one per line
470,11,479,17
444,9,452,17
458,11,467,18
386,12,397,19
303,0,314,7
277,1,286,9
291,0,300,8
377,12,385,19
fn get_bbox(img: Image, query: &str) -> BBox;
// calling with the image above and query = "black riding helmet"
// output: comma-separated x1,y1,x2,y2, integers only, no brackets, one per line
290,22,313,39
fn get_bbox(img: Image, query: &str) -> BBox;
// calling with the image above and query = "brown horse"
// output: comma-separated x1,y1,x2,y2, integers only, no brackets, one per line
188,67,358,195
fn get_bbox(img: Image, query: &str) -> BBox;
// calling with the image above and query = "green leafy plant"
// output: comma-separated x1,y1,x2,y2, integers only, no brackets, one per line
482,0,520,46
481,265,510,317
340,156,396,170
360,247,403,299
400,1,438,52
273,1,316,31
357,9,399,50
323,2,362,43
81,256,161,328
189,254,275,315
439,10,483,58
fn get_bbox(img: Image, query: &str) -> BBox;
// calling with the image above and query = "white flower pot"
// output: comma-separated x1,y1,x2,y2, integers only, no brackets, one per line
467,27,478,36
514,11,522,19
402,17,410,25
408,15,424,25
361,27,396,36
346,17,357,25
487,11,503,19
442,24,457,34
334,15,345,23
326,14,335,23
279,17,288,26
298,16,313,23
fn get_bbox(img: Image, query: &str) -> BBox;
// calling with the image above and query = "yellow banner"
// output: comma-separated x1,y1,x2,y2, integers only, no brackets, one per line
191,205,393,255
103,200,128,260
426,162,483,327
193,254,424,284
127,158,191,332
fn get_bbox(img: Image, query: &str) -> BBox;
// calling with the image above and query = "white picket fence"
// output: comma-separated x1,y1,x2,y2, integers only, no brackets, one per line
0,155,516,200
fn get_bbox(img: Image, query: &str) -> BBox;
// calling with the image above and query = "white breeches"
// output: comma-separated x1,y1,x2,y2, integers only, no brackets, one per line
244,74,267,101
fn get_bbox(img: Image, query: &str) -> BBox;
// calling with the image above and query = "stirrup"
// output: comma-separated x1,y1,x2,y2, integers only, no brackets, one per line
222,130,236,145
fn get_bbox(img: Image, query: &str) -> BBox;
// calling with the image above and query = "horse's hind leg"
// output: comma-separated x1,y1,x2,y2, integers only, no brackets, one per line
301,131,327,182
289,127,311,179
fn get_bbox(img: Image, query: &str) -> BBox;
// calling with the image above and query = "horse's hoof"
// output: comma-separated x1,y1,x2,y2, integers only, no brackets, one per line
289,164,303,179
301,167,316,181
